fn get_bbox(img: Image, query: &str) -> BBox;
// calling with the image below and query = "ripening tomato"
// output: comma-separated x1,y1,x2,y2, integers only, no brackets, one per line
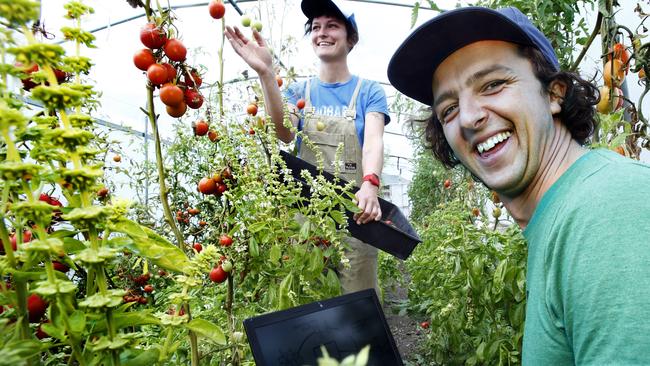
147,63,168,85
97,187,109,198
603,59,625,87
246,103,258,116
133,48,156,71
194,120,209,136
210,266,228,283
140,23,167,49
208,130,219,142
219,234,233,247
276,75,283,87
166,101,187,118
198,177,217,195
163,38,187,62
209,0,226,19
184,88,204,109
443,179,452,189
597,85,623,114
610,43,630,74
160,83,184,106
296,99,306,110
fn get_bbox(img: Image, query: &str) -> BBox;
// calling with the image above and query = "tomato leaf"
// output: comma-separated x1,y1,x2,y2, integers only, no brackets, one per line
299,220,311,242
269,244,281,263
278,274,294,310
113,218,190,273
185,318,227,345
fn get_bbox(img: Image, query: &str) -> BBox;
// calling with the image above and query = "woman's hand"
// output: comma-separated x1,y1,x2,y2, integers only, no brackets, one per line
354,182,382,225
224,26,273,75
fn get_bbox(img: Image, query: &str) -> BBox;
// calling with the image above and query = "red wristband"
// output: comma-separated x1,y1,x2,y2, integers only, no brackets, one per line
362,173,380,187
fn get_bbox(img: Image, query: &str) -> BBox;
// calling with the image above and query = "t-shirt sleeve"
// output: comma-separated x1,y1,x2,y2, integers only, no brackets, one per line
283,80,305,106
365,80,391,125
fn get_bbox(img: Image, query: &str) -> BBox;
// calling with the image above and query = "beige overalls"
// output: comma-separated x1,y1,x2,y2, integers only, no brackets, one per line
299,77,379,295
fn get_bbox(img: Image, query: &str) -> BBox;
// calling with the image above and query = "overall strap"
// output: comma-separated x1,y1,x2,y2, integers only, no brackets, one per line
304,78,315,114
344,77,364,120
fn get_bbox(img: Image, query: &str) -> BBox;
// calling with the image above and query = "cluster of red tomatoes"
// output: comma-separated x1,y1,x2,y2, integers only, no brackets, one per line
197,166,234,197
133,22,204,118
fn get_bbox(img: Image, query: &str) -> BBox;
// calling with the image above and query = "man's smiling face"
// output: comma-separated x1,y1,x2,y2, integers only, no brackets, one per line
432,40,563,198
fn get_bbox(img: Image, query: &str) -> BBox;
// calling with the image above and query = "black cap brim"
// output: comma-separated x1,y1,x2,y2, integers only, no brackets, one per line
387,7,540,106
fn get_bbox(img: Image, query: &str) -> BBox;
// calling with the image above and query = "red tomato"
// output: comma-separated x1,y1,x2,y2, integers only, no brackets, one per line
143,284,154,293
163,39,187,62
140,23,167,49
296,99,306,110
194,120,209,136
166,101,187,118
209,0,226,19
184,69,202,88
53,69,69,83
161,62,176,83
160,83,184,106
193,243,203,253
420,321,430,329
216,183,227,195
246,103,258,116
52,261,69,273
198,177,217,195
184,88,204,109
219,234,233,247
27,294,47,323
147,64,168,85
209,266,228,283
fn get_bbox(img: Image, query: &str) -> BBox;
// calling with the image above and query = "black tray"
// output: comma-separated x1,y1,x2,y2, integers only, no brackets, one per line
280,150,421,260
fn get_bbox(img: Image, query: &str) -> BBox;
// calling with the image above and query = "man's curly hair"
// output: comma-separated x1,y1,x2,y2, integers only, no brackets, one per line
421,45,600,169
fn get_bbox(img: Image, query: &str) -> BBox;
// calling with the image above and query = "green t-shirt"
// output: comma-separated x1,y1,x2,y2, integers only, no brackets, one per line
523,149,650,365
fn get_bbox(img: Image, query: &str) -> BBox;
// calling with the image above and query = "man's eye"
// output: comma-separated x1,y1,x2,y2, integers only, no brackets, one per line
439,105,457,123
484,80,506,92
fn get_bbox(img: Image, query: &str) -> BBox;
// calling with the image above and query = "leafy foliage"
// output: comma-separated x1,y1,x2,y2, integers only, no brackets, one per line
407,199,527,365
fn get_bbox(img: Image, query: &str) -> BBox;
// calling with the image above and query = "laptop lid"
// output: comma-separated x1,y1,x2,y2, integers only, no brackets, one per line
243,289,404,366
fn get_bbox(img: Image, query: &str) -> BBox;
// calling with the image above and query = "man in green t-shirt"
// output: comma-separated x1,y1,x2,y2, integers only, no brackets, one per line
387,6,650,365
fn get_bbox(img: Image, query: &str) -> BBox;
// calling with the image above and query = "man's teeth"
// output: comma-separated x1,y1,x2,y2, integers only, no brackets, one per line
477,131,512,154
318,42,333,46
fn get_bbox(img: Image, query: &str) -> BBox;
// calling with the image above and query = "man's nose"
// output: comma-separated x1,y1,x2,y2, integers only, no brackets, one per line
458,96,487,130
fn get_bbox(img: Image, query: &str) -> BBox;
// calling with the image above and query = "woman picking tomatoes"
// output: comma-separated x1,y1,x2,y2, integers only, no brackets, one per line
225,0,390,295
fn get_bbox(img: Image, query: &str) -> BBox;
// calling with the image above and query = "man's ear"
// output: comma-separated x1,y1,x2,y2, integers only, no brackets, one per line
549,80,567,115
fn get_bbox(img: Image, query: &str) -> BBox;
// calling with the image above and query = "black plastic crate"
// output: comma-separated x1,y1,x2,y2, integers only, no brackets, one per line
279,150,421,260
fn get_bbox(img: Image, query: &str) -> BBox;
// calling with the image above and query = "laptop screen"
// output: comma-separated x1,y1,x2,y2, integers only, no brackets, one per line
243,289,403,366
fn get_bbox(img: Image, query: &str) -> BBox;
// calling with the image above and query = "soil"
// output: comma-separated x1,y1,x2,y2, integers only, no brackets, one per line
382,268,428,365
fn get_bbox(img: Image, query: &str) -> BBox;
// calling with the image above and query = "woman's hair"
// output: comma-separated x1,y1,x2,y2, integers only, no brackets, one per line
420,45,599,169
304,12,359,51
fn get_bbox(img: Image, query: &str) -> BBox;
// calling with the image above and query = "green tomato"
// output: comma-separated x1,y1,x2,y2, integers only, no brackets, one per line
221,260,233,272
252,21,263,32
241,15,251,27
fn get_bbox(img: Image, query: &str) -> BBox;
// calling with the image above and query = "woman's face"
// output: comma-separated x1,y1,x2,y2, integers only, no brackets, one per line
310,15,350,61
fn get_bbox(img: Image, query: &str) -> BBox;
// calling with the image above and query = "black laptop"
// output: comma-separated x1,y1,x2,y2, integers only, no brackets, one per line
243,289,404,366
